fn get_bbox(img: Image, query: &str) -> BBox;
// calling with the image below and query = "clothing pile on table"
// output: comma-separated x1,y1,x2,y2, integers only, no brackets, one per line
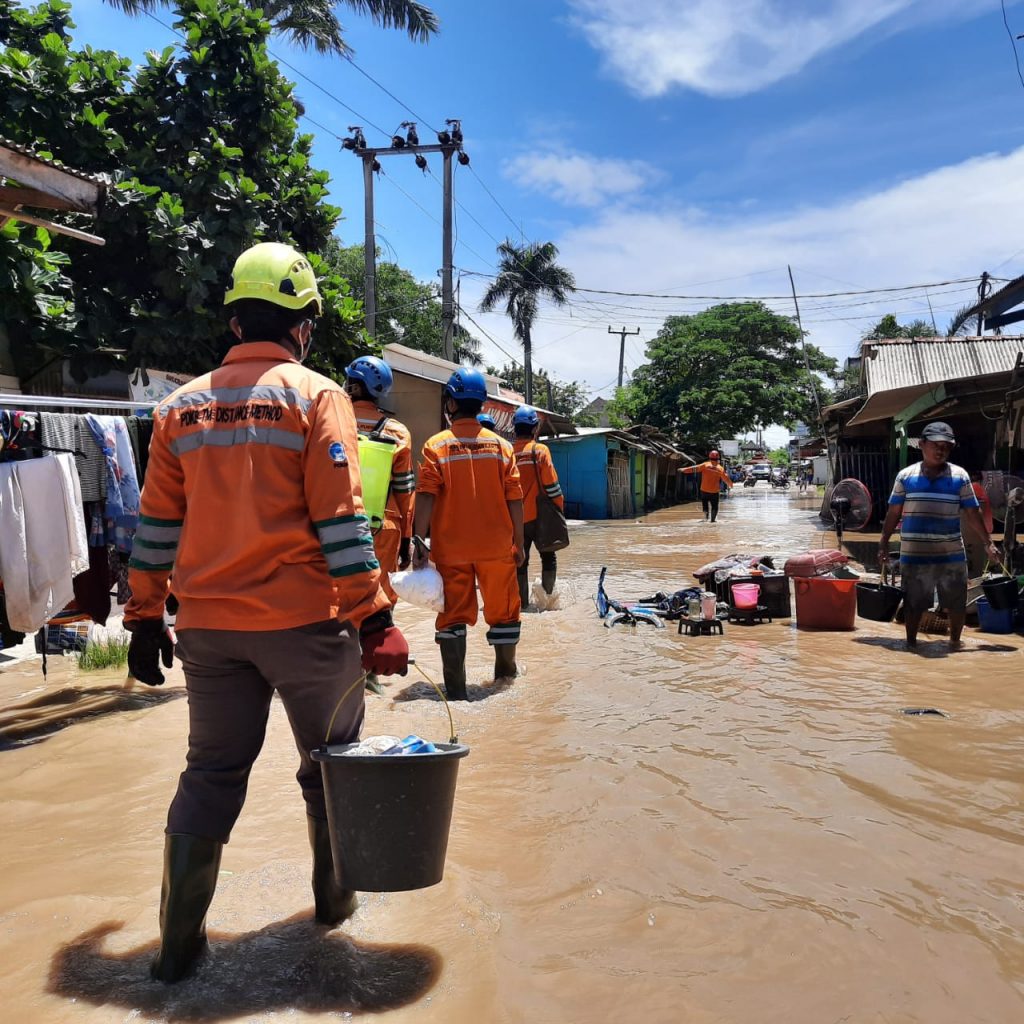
693,553,778,588
0,408,153,660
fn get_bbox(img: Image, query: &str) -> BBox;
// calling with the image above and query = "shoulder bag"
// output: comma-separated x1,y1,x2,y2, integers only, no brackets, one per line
530,444,570,552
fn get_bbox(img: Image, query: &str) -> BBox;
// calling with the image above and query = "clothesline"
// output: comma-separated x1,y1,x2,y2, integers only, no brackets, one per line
0,394,157,411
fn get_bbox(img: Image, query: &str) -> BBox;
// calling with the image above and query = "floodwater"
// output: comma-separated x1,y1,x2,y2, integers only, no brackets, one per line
2,485,1023,1023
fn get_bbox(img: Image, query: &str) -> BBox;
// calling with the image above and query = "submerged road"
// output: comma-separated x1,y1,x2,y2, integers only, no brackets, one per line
1,486,1022,1023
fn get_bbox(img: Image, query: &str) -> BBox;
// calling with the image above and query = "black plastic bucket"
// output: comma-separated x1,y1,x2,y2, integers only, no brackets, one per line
311,741,469,892
856,581,902,622
981,574,1019,611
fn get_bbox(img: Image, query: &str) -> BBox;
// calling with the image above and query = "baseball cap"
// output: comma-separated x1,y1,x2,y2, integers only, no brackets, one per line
920,421,955,445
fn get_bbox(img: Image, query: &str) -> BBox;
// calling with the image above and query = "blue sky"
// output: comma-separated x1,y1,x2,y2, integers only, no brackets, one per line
64,0,1024,438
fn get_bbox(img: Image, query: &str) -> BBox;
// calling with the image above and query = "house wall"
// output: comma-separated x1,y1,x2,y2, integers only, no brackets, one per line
388,373,445,463
548,434,611,519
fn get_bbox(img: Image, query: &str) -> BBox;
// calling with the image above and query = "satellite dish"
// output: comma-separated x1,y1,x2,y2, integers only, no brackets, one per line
828,478,873,547
986,474,1024,524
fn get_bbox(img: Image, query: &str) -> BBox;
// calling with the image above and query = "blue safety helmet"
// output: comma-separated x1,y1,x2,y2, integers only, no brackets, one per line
477,412,496,429
444,366,488,402
513,405,539,428
345,355,393,399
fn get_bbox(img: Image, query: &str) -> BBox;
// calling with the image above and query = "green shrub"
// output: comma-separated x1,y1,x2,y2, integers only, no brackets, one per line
77,632,131,671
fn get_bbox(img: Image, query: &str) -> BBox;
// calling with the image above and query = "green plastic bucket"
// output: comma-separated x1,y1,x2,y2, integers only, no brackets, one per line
357,434,397,529
311,741,469,891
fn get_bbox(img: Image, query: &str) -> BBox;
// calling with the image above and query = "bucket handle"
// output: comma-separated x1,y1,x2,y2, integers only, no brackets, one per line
982,559,1011,577
323,659,457,745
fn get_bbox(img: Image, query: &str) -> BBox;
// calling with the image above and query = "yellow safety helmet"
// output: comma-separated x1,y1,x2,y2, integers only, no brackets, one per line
224,242,323,315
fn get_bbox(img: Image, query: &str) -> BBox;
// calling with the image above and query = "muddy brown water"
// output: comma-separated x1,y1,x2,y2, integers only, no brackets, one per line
1,486,1022,1023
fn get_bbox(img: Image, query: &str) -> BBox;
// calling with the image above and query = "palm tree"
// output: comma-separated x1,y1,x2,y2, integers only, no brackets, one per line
104,0,438,56
479,240,575,404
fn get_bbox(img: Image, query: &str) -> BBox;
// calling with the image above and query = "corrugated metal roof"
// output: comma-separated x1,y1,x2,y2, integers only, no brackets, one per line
0,136,108,186
862,337,1024,396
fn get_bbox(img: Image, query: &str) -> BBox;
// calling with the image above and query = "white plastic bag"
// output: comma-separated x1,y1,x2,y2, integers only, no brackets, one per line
390,565,446,611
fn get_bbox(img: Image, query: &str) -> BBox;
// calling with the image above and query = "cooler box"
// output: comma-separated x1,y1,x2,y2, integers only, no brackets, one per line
719,574,792,618
793,576,857,631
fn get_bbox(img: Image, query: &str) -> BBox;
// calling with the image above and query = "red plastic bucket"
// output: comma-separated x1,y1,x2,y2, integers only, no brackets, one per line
794,576,857,631
731,583,760,609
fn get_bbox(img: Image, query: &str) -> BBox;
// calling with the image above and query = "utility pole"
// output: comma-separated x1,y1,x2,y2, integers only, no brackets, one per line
976,271,991,336
441,147,454,361
608,325,640,388
345,120,467,360
362,154,376,336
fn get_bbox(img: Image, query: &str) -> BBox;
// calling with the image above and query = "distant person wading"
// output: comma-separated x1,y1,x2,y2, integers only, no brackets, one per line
680,450,733,522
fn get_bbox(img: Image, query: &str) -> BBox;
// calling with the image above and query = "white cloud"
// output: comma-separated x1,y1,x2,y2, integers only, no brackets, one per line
568,0,1001,97
503,150,658,207
465,146,1024,400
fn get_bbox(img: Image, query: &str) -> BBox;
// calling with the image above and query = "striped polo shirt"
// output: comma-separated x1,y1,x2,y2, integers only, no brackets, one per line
888,461,979,566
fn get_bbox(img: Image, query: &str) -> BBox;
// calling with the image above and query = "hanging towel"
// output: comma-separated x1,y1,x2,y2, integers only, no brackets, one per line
39,412,108,501
0,454,89,633
84,415,141,552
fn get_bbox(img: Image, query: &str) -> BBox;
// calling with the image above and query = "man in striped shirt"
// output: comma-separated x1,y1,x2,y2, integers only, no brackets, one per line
879,421,999,650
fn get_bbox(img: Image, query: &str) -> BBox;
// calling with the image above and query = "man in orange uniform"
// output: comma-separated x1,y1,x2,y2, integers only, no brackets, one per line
511,405,564,607
412,368,524,698
345,356,415,596
681,449,733,522
124,242,409,984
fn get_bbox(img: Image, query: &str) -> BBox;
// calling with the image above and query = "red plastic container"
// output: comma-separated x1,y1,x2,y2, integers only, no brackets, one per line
793,576,857,631
784,550,849,578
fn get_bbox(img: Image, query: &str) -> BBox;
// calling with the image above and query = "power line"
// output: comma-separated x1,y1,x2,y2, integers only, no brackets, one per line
1001,0,1024,92
455,304,520,363
458,270,983,301
464,163,525,242
343,56,439,135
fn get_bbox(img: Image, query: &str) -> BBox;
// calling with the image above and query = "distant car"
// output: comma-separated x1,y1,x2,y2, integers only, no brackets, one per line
770,466,787,481
750,463,771,480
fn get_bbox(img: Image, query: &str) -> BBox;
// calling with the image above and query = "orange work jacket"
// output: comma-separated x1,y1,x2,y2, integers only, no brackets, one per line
683,461,733,494
125,342,389,632
418,417,523,564
353,399,415,539
512,439,564,523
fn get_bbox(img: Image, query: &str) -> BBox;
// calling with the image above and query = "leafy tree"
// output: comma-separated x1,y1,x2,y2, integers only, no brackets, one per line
0,0,367,385
485,362,590,418
828,363,864,404
103,0,439,56
479,240,575,404
324,241,482,365
767,448,790,467
610,302,836,451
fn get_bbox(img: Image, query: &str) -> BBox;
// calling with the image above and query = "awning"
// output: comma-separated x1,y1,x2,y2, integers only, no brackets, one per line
845,384,938,426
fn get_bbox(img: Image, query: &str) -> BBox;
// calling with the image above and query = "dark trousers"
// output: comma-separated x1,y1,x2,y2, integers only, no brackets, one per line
518,519,557,598
700,491,720,521
167,619,364,843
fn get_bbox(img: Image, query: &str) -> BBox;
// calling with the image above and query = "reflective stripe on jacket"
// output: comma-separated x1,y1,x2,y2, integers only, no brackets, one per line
126,342,389,632
512,439,564,523
418,418,523,564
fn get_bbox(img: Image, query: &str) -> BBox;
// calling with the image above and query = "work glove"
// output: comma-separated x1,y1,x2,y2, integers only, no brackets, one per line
126,618,175,686
359,610,409,677
398,537,412,571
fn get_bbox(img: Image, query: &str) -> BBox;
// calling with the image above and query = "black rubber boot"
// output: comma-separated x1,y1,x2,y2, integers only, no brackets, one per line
493,643,518,681
517,567,531,608
307,816,357,926
150,833,223,983
541,569,557,595
439,635,468,700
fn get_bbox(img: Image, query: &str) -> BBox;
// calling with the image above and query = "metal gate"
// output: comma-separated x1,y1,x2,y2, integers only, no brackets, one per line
607,450,632,518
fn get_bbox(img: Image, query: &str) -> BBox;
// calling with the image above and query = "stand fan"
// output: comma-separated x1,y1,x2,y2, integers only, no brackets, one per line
985,473,1024,524
828,478,873,547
